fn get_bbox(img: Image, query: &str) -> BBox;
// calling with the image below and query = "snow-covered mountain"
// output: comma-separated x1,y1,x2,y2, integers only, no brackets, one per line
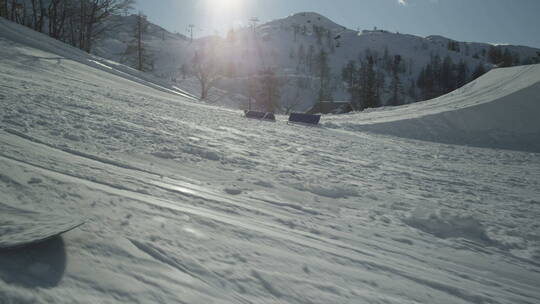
2,16,540,304
93,12,540,112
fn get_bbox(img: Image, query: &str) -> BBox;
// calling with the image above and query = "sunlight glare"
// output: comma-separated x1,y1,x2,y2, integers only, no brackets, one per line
201,0,248,33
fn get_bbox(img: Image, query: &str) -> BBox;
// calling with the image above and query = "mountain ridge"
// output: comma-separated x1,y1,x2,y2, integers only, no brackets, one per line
92,11,540,112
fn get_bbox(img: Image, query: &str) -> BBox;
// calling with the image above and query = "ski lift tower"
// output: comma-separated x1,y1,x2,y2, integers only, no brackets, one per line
187,24,195,43
247,17,260,111
249,17,259,34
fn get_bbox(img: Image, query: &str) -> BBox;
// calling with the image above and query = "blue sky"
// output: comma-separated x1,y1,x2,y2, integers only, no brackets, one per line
135,0,540,48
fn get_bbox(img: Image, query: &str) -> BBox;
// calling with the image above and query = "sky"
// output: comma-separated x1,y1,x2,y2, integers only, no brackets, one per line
135,0,540,48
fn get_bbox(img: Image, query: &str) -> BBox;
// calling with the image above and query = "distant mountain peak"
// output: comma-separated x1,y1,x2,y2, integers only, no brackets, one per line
266,11,346,31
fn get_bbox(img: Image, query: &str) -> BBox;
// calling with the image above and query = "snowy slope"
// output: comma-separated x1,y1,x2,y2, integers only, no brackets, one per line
323,64,540,152
2,18,540,304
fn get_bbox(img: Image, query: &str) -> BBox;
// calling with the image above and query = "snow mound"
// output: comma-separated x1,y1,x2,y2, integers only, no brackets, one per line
404,208,494,244
324,64,540,153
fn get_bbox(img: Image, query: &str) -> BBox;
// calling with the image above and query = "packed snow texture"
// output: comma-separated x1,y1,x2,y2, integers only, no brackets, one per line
1,18,540,304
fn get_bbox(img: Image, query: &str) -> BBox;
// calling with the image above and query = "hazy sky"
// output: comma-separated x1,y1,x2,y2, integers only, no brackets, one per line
135,0,540,48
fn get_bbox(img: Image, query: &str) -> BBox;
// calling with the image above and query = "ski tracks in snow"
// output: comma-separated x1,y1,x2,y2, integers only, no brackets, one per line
1,129,540,303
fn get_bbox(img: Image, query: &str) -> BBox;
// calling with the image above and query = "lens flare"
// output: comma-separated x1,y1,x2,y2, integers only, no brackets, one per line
200,0,248,34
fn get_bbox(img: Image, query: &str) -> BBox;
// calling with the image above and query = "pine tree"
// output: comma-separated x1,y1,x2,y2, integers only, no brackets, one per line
307,45,315,73
383,46,392,71
513,53,521,65
297,44,306,66
292,24,300,42
326,30,335,53
0,0,7,18
441,55,454,93
408,79,417,101
417,63,436,100
472,63,486,80
488,46,502,64
342,60,361,110
364,56,378,108
501,48,513,67
315,50,332,101
456,60,468,88
342,60,357,89
313,25,324,45
387,55,403,106
375,70,385,105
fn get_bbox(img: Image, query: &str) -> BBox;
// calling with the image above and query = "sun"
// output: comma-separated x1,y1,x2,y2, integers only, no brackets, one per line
213,0,244,12
201,0,248,32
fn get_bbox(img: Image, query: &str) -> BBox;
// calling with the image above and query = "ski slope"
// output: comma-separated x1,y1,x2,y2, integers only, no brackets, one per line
324,63,540,153
1,18,540,304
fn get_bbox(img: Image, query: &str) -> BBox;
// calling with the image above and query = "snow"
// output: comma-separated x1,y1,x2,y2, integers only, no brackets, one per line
90,12,540,111
2,18,540,304
0,204,83,249
323,63,540,152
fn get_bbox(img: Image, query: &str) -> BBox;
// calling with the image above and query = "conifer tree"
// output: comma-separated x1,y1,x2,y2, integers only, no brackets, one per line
387,55,403,106
441,55,454,93
342,60,357,90
0,0,7,18
501,48,514,67
472,63,486,80
307,45,315,73
297,44,306,66
408,79,417,100
456,60,468,88
315,50,332,101
363,56,378,108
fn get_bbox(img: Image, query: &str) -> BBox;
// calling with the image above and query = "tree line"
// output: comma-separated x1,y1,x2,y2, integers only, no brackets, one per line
340,47,492,111
0,0,135,53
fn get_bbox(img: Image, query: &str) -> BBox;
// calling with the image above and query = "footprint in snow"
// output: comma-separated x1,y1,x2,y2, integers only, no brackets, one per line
224,188,242,195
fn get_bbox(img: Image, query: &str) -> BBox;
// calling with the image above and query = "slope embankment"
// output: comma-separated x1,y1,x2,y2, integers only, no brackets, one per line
0,18,198,101
324,64,540,152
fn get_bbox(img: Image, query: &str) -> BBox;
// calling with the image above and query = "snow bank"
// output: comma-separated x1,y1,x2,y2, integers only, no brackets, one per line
404,208,494,244
0,18,197,101
324,64,540,153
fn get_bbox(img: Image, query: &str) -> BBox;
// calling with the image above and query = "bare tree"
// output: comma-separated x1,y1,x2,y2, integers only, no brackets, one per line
73,0,135,52
243,76,257,110
281,90,302,115
120,11,153,71
47,0,72,40
7,0,25,24
29,0,45,32
281,77,305,114
256,67,282,113
135,11,149,71
191,46,222,100
1,0,7,18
